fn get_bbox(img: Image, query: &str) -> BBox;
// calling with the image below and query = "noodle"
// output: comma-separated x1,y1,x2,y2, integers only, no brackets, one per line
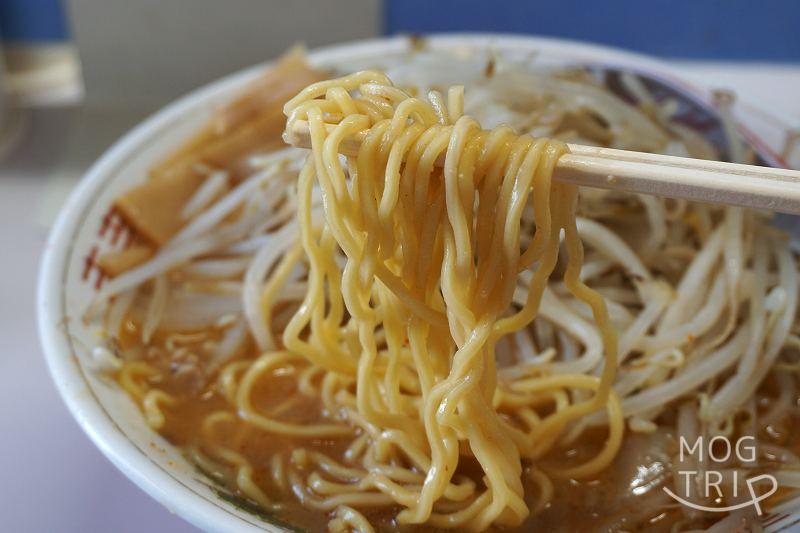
274,71,620,529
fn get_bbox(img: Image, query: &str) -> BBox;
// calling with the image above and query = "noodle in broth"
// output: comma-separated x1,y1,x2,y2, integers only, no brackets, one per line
89,48,800,532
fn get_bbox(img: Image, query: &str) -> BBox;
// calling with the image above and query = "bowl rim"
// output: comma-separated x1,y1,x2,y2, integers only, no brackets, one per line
36,32,794,532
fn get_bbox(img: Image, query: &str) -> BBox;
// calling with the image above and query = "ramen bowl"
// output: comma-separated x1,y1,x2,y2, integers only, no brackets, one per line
37,34,799,532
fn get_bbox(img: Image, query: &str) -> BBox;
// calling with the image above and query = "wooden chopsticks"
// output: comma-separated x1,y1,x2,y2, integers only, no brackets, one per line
284,119,800,215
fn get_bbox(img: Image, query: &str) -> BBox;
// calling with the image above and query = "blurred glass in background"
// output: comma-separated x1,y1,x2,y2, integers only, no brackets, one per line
0,0,82,176
0,0,82,104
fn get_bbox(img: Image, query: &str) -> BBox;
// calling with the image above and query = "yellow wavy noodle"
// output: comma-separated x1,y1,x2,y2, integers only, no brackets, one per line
273,71,621,529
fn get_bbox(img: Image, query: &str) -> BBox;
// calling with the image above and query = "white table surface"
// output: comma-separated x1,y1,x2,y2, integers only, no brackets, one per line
2,61,799,532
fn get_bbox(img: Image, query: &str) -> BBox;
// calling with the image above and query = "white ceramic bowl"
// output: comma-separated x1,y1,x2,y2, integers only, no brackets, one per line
37,34,799,532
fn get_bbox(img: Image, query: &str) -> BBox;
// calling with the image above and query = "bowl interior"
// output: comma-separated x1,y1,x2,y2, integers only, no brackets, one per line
38,34,798,532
